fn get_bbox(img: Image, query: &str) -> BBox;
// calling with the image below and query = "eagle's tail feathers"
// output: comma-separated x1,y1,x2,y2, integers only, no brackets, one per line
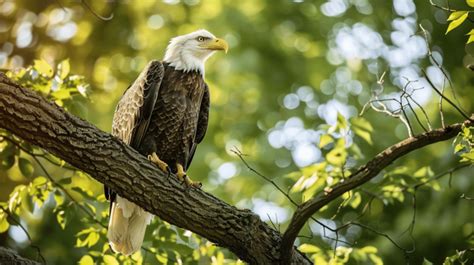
107,196,153,256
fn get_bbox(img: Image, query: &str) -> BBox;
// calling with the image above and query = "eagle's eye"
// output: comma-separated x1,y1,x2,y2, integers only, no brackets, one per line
197,36,205,42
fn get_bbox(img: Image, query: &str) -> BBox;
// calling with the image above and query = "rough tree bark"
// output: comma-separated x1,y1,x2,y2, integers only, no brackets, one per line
0,74,310,264
0,73,472,264
0,247,40,265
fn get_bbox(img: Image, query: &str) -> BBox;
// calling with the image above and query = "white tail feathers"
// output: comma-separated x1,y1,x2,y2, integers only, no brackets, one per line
107,196,153,256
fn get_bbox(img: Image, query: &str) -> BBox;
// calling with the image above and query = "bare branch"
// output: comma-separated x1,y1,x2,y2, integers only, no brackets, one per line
280,116,474,264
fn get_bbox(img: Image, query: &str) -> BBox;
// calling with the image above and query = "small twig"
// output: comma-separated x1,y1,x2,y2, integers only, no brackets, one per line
440,79,446,128
33,155,107,228
422,69,472,121
429,0,457,12
399,89,414,136
54,0,68,12
266,213,280,233
419,24,469,119
0,206,46,264
81,0,114,21
231,147,298,206
349,222,415,257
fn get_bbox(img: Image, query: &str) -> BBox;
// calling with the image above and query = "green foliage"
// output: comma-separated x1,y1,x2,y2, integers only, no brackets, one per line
454,125,474,163
0,0,473,264
299,244,383,265
444,1,474,44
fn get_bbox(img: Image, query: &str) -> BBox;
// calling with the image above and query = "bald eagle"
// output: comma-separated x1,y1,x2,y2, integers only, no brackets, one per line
105,29,228,255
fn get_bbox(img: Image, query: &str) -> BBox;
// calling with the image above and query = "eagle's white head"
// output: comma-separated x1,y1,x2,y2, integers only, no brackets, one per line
163,29,228,75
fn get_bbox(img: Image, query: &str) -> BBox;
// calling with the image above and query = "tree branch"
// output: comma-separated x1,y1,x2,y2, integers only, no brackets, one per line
280,115,473,264
0,73,311,264
0,247,40,265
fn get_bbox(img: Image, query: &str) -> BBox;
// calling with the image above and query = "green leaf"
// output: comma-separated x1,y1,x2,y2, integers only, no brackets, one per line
360,246,378,254
467,33,474,44
34,59,54,77
467,0,474,7
57,59,70,80
0,211,9,233
446,12,469,34
369,254,383,265
298,243,321,253
319,134,333,148
461,151,474,161
351,117,374,145
51,89,71,100
326,139,347,166
57,177,72,185
414,166,434,179
18,158,34,178
71,187,95,200
56,210,66,229
0,155,15,170
32,176,48,187
349,192,362,208
336,112,348,130
447,11,468,21
78,255,94,265
350,117,373,132
76,228,100,248
103,255,119,265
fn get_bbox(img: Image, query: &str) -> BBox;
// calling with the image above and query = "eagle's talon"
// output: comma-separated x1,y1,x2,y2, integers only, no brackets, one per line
176,164,202,189
148,152,170,174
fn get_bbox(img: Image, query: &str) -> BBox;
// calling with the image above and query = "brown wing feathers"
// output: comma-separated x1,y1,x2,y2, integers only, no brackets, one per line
105,60,164,201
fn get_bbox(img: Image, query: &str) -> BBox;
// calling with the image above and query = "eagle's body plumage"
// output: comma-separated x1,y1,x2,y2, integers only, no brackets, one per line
105,30,227,256
139,63,209,170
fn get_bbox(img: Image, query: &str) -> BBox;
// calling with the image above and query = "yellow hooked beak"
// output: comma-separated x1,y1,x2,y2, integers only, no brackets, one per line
201,38,229,53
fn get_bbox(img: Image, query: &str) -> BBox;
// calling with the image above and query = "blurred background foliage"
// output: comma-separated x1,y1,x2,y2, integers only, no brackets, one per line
0,0,473,264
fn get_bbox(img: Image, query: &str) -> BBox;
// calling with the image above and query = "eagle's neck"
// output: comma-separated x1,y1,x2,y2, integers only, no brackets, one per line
164,48,211,76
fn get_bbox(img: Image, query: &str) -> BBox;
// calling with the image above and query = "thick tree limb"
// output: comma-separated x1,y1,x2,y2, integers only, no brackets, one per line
0,247,40,265
0,73,311,264
280,114,473,264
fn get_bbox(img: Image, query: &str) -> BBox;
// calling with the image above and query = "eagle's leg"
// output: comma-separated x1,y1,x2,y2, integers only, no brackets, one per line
148,152,170,176
176,164,202,188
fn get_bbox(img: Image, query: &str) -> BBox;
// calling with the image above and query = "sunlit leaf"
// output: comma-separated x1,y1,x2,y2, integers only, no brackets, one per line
413,166,434,179
0,211,9,233
369,253,383,265
447,11,468,21
56,210,66,229
349,192,362,208
326,139,347,166
103,255,119,265
51,89,72,100
360,246,378,254
298,243,321,253
58,59,70,80
336,112,348,130
76,228,100,248
446,12,469,34
78,255,94,265
468,34,474,44
319,134,333,148
467,0,474,7
34,59,54,77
